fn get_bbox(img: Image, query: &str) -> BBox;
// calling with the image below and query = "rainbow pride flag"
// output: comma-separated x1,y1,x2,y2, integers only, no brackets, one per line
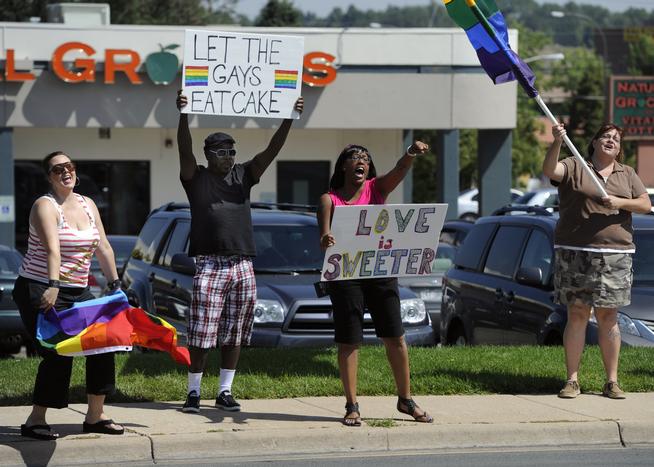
36,291,190,365
443,0,537,97
184,65,209,87
274,70,298,89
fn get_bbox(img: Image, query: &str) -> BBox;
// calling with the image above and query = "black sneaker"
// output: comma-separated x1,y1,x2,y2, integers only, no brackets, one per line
215,390,241,412
182,391,200,413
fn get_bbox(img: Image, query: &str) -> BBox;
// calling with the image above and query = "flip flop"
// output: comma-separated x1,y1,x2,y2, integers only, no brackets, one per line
20,424,59,441
397,397,434,423
82,419,124,435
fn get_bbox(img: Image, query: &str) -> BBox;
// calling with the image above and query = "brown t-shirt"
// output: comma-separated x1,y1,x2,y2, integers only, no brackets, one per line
554,156,646,250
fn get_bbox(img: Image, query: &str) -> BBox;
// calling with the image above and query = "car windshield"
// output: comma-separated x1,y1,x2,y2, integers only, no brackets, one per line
514,192,536,204
633,230,654,286
90,236,136,270
0,250,22,277
253,224,324,272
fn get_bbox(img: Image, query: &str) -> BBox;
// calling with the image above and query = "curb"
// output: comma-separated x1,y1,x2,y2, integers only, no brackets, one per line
2,419,652,466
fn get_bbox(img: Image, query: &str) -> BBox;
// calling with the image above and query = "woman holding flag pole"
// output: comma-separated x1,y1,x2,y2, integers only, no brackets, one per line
442,0,650,398
543,123,650,399
13,151,125,440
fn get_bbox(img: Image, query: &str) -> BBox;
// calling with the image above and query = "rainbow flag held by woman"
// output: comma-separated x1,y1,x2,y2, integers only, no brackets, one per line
443,0,538,97
36,290,190,365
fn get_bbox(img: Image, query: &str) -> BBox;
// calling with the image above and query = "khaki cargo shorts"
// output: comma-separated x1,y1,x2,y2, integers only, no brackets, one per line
553,248,632,308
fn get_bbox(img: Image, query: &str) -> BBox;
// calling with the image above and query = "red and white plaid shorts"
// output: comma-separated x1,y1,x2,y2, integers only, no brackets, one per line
188,255,257,349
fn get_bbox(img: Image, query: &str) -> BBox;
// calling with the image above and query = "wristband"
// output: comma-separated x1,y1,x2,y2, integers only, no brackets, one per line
108,279,122,290
406,145,418,157
48,279,61,289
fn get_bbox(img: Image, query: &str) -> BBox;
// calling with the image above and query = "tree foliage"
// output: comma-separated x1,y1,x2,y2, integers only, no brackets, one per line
627,33,654,76
255,0,301,27
547,48,605,155
0,0,242,25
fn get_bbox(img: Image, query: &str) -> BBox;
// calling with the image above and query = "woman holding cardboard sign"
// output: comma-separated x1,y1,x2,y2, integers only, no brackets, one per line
317,141,433,427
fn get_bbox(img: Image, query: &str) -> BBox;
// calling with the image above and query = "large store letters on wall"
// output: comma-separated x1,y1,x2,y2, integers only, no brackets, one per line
1,42,337,87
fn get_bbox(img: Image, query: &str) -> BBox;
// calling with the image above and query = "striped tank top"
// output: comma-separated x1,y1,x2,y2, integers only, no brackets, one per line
19,193,101,288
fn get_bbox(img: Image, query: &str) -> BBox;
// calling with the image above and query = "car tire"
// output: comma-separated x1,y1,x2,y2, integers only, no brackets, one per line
447,322,468,346
544,332,563,346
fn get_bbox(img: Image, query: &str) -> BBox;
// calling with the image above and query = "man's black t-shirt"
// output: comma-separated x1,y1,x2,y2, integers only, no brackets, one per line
181,163,259,257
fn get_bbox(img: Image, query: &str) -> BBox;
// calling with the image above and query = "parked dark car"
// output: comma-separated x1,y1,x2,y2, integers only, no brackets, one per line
0,245,29,355
122,203,434,347
440,208,654,347
89,235,137,296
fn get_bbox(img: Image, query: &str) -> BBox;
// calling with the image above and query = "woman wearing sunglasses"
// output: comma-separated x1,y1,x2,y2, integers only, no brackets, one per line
12,151,125,440
317,142,433,427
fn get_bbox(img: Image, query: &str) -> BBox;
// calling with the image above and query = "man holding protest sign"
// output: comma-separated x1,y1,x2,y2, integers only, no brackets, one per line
317,142,434,426
176,90,303,413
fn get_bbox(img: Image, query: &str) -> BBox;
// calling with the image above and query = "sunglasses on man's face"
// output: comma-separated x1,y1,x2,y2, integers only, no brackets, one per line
49,162,76,175
207,148,237,157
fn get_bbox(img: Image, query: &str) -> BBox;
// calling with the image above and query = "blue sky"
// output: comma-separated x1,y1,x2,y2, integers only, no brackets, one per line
234,0,653,19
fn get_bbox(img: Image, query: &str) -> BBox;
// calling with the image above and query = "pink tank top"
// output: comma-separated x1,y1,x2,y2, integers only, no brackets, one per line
19,194,101,288
328,178,385,206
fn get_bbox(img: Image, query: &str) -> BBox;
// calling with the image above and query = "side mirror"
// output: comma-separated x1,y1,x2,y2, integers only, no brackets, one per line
171,253,196,275
516,266,543,287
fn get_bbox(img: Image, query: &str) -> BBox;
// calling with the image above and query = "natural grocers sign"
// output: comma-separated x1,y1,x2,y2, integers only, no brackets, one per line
609,75,654,140
0,41,337,87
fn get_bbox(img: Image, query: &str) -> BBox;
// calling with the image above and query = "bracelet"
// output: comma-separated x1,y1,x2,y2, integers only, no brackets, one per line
108,279,122,290
48,279,61,289
406,145,418,157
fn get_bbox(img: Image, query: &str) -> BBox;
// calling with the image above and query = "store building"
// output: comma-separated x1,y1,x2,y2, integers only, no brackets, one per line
0,19,519,249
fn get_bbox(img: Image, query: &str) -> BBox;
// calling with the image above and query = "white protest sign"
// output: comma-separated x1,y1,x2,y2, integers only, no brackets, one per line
321,204,448,281
182,29,304,119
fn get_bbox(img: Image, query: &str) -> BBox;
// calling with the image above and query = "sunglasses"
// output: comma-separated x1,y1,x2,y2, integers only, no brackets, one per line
49,162,76,175
207,148,236,157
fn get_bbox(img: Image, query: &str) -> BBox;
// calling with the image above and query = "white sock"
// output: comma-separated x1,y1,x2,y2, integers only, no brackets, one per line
219,368,236,395
188,371,203,396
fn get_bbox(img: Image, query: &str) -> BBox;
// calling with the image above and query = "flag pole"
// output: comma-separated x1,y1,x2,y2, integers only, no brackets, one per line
465,0,608,198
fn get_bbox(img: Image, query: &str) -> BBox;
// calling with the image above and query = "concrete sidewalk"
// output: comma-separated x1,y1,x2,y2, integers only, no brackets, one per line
1,393,653,466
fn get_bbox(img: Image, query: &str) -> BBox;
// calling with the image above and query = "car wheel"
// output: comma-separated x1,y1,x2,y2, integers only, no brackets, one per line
544,332,563,346
447,322,468,346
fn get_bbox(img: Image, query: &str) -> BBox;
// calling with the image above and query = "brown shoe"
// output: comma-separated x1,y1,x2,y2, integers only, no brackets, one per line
602,381,626,399
558,380,580,398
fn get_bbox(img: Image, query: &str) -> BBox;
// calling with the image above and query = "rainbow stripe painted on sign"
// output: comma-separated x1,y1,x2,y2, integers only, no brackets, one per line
274,70,298,89
185,65,209,86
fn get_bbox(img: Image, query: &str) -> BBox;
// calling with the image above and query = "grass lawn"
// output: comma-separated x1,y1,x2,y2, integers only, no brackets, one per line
1,345,654,406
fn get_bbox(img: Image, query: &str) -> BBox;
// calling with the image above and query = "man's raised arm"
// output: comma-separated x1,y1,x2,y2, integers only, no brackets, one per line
177,90,197,181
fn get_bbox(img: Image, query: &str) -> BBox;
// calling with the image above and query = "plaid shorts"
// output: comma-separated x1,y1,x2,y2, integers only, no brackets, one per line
553,248,633,308
189,255,257,349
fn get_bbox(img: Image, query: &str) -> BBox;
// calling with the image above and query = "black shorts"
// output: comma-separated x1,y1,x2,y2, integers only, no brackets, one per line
328,277,404,344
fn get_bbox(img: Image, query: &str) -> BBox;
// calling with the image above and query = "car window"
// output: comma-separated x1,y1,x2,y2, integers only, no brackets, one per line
483,226,529,278
543,194,559,207
519,229,553,286
0,250,22,276
158,221,190,268
454,223,495,271
131,217,168,264
515,192,535,204
433,244,456,273
253,224,323,271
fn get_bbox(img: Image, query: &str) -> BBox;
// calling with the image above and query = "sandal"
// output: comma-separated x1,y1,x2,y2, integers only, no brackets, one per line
20,424,59,441
397,396,433,423
82,419,124,435
343,401,362,427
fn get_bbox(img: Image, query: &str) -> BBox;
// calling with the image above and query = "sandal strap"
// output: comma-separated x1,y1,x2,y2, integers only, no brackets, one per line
345,402,359,415
398,397,417,415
